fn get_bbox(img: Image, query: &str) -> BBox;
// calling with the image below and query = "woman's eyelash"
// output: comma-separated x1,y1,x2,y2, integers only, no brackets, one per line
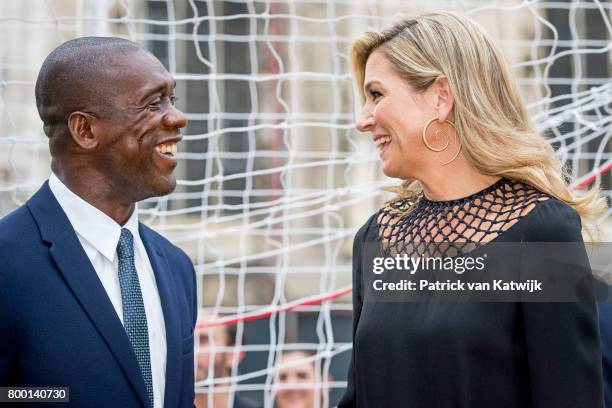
370,90,383,99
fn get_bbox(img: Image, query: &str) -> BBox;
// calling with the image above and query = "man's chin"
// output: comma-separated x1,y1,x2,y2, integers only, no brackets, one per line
145,175,177,198
159,178,177,196
195,368,212,382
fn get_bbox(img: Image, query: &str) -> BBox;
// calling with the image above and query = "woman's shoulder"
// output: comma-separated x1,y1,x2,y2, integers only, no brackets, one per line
359,178,583,244
357,195,421,242
520,195,583,242
354,212,379,244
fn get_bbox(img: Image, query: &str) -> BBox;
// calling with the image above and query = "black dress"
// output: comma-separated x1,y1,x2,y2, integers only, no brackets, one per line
338,178,603,408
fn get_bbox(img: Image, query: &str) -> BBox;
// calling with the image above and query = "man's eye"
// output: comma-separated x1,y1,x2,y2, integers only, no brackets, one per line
170,95,178,105
148,100,162,110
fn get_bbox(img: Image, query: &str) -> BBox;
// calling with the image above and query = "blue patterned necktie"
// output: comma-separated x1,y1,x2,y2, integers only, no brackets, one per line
117,228,154,408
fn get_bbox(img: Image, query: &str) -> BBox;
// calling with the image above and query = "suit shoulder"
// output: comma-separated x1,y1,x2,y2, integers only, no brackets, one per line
0,205,37,243
0,205,42,280
521,197,583,242
0,204,32,228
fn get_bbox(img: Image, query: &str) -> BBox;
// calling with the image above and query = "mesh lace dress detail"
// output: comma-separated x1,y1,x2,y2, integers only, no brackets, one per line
376,178,549,258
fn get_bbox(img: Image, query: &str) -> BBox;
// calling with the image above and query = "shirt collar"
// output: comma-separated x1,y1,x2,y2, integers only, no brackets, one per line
48,172,140,262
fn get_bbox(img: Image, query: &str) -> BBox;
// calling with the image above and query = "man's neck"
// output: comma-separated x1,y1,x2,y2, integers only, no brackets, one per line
195,391,229,408
52,163,135,225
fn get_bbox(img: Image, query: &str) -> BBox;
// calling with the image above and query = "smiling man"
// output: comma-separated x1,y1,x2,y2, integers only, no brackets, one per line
0,37,196,408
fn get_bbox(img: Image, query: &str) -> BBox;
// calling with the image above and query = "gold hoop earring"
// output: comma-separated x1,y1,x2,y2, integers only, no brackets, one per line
421,117,461,166
441,140,461,166
422,117,450,152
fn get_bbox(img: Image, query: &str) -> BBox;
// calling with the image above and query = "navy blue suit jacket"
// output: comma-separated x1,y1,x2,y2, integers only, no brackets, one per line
0,182,197,407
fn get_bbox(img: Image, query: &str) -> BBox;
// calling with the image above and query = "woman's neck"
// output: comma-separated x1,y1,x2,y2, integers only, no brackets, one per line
418,157,501,202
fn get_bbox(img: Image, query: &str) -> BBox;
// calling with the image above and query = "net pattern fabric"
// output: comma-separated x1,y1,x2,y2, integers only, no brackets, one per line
376,178,548,258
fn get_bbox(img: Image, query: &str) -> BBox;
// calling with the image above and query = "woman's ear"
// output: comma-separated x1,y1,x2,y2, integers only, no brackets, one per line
433,75,454,123
67,111,99,150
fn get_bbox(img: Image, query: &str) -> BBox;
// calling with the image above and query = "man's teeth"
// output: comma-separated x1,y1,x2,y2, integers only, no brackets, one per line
375,136,391,147
155,143,178,155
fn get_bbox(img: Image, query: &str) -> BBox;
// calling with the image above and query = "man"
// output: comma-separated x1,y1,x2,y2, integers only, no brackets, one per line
0,37,196,407
195,312,260,408
275,351,331,408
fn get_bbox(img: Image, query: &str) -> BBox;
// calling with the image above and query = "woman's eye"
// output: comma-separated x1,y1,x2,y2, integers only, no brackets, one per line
370,90,383,100
170,95,178,105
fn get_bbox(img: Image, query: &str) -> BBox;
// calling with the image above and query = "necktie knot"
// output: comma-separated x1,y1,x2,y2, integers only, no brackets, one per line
117,228,134,260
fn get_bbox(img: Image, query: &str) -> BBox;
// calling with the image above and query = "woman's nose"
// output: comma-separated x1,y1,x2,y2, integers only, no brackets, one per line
356,108,374,132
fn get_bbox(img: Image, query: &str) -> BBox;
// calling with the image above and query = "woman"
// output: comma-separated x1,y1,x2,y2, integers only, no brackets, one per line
339,11,607,407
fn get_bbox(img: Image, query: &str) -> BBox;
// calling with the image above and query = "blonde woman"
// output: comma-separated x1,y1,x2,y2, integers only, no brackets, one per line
339,11,606,408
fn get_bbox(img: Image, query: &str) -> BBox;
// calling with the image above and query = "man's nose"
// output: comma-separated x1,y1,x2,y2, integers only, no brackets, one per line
356,107,374,132
163,105,188,129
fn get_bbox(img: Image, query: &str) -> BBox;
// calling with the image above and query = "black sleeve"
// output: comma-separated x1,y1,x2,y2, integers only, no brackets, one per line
520,199,603,407
338,214,376,408
598,299,612,408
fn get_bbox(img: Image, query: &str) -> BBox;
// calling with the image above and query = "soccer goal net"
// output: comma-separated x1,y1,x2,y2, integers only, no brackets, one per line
0,1,610,407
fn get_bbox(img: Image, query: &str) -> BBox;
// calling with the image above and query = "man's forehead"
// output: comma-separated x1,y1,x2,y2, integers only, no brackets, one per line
279,361,316,376
198,326,230,345
109,51,173,92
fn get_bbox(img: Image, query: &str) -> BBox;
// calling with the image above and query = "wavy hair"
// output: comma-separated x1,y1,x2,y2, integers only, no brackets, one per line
350,11,607,236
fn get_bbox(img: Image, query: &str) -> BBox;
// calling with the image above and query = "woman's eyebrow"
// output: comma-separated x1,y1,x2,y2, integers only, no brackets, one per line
364,80,382,93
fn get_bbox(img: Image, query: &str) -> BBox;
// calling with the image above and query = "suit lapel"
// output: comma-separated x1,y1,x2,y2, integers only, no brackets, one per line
139,224,182,408
27,182,150,408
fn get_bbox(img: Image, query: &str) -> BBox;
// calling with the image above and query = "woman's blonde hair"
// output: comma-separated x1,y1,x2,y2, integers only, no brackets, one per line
350,11,608,235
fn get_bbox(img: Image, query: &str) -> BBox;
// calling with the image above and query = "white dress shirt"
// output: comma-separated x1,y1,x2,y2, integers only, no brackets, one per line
49,173,167,408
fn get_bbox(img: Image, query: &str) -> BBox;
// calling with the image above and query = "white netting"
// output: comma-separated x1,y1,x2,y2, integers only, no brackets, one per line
0,1,610,407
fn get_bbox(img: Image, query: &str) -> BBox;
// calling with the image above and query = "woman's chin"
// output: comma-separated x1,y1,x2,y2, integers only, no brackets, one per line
381,163,401,179
382,158,417,180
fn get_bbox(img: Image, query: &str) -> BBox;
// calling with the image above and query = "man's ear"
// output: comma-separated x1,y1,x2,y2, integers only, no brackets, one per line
223,349,245,373
67,111,99,150
320,374,333,396
237,350,245,364
432,75,454,123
